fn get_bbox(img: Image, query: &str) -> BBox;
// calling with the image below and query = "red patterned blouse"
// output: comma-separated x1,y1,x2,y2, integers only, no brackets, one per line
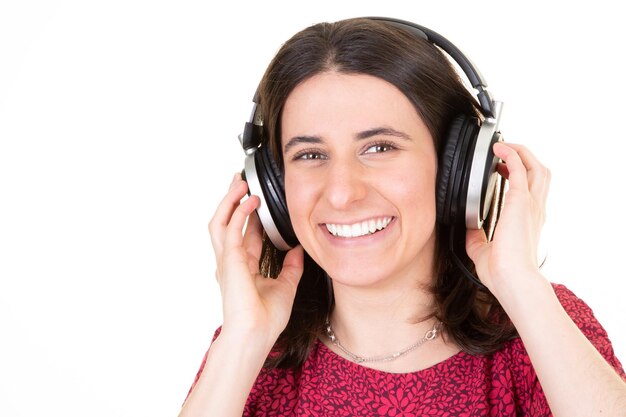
188,284,625,416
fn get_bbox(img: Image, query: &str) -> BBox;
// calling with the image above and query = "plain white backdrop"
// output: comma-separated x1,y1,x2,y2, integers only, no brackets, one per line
1,1,624,416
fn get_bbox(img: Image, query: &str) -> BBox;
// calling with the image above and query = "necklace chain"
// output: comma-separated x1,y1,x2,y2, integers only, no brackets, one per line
324,319,441,364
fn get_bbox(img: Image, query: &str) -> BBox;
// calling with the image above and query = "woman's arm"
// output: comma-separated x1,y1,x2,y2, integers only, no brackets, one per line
178,174,304,417
178,330,272,417
467,142,626,416
498,273,626,416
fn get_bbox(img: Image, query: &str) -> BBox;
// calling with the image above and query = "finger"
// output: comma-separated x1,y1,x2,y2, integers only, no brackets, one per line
465,228,488,265
228,172,242,190
208,178,249,257
223,194,260,252
503,143,540,171
499,143,551,200
276,245,304,290
493,142,529,193
218,196,260,285
243,211,264,273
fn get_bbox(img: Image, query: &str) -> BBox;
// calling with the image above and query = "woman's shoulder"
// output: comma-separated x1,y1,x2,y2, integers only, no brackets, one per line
491,282,624,377
550,282,624,375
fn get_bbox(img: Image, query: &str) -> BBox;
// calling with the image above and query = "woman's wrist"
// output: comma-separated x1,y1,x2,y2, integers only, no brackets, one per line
218,325,278,359
489,269,554,321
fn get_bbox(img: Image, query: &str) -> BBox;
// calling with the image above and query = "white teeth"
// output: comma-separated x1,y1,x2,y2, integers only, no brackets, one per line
368,219,376,234
325,217,392,238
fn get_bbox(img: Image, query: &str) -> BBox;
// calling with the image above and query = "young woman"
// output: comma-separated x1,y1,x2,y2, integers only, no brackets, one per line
179,17,626,416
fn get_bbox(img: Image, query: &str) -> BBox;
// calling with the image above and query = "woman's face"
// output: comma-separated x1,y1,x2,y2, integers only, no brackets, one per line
281,72,438,287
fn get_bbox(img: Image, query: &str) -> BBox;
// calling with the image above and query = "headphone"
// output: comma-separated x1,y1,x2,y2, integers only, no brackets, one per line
238,17,504,270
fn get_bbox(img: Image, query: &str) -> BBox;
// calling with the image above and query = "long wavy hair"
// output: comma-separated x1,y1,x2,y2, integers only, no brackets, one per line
255,17,517,369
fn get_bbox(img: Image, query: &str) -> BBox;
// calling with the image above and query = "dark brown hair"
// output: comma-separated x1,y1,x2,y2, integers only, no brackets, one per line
256,18,517,369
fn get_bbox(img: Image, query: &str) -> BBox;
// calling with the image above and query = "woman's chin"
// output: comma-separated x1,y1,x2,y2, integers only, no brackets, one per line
323,261,399,290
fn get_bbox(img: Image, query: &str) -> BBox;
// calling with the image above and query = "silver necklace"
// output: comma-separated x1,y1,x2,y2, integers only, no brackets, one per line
324,319,441,364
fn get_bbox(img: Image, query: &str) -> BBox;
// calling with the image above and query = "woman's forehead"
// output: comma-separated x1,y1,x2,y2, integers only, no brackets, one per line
281,72,428,145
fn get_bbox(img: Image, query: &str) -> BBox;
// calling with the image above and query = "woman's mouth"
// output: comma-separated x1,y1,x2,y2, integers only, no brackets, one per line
324,217,394,238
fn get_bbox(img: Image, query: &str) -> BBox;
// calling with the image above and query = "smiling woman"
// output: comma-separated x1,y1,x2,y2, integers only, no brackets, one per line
178,17,626,417
252,19,513,372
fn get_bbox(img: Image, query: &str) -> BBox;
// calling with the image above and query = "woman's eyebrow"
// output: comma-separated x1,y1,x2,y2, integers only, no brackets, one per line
283,135,322,154
356,127,412,141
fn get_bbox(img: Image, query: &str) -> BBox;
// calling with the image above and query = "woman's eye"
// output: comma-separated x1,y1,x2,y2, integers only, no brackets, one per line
294,151,326,161
364,143,395,154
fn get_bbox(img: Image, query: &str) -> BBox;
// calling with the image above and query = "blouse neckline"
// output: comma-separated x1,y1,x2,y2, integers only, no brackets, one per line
314,336,471,377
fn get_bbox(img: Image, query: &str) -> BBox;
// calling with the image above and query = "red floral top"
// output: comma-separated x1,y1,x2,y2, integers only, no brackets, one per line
188,284,625,416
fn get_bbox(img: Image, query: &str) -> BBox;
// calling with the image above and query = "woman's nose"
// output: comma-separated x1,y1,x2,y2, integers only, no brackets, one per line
322,159,368,209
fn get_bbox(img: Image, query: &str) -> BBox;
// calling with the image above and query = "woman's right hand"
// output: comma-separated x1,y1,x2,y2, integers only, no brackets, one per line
208,173,304,351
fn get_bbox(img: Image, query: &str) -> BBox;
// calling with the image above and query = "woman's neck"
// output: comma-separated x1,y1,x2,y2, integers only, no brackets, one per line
323,274,465,373
327,266,438,354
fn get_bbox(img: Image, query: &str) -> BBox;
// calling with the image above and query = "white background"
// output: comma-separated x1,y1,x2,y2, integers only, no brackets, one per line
1,1,624,416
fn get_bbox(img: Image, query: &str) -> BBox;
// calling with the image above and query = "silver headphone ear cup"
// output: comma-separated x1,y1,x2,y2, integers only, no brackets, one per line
464,109,503,229
242,145,298,251
243,153,292,251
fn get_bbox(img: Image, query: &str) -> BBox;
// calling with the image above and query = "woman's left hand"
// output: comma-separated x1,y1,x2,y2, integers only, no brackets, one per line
465,142,551,296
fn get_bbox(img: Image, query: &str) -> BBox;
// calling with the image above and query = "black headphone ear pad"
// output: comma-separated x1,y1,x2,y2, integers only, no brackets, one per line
436,115,480,225
256,145,298,247
266,146,285,191
437,115,465,224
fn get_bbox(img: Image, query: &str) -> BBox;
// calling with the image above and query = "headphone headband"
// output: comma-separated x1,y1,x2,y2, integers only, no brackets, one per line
367,17,495,118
